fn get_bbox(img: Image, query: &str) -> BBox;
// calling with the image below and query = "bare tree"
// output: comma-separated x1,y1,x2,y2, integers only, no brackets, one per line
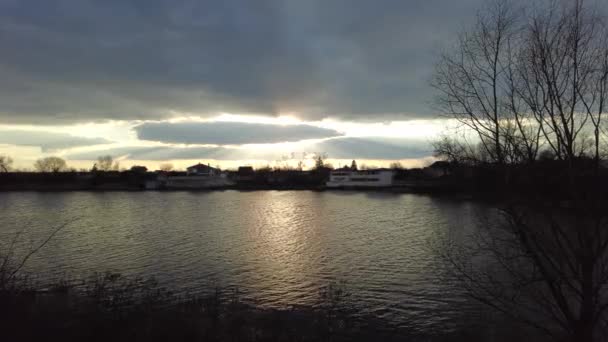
389,162,404,170
159,163,174,172
433,0,608,165
96,155,119,171
432,135,488,165
34,156,67,172
0,155,13,172
313,153,328,170
516,0,608,161
446,186,608,342
432,1,520,164
436,1,608,341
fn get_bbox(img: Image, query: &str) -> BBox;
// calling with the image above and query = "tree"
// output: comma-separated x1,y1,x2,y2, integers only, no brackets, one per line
96,156,112,171
313,153,328,170
516,0,608,162
159,163,174,172
350,160,358,170
389,162,404,170
437,1,608,341
130,165,147,173
446,180,608,342
34,157,67,172
0,155,13,172
97,155,119,171
432,1,519,164
432,0,608,165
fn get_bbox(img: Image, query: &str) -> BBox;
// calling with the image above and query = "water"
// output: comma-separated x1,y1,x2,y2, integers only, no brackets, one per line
0,191,492,333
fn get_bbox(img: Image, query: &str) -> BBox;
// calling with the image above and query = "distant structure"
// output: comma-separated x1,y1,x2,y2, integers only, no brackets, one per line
326,168,394,188
186,163,221,176
156,162,232,189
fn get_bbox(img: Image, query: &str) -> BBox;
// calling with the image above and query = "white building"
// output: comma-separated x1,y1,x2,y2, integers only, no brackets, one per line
326,169,395,188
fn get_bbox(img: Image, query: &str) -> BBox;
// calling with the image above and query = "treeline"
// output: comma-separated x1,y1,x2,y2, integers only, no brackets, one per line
0,155,130,173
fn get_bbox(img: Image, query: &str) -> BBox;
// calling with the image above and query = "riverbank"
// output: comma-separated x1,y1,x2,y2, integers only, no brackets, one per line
0,171,467,194
0,167,471,194
0,272,524,342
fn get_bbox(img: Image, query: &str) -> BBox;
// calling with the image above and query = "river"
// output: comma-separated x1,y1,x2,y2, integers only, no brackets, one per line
0,190,495,333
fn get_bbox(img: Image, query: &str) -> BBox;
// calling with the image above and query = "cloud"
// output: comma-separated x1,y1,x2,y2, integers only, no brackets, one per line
66,145,254,161
65,136,431,161
315,137,432,159
134,121,342,145
0,129,111,151
0,0,486,124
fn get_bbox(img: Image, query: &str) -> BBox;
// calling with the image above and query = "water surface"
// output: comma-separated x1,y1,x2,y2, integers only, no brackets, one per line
0,191,491,332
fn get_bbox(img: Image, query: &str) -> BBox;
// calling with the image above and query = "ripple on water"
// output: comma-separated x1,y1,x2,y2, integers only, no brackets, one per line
0,190,487,331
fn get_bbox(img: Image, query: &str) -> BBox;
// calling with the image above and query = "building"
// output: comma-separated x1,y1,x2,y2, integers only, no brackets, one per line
152,163,232,189
326,169,395,188
186,163,221,176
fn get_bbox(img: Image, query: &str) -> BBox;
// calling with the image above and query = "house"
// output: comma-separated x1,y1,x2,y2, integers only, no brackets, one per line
326,169,394,188
186,163,221,176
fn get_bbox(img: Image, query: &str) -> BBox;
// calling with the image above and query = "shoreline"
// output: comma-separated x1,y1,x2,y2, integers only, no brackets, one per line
0,184,469,194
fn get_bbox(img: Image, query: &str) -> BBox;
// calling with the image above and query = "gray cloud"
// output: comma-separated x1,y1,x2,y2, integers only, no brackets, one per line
0,129,111,151
66,136,431,161
316,137,431,160
67,146,249,161
135,121,343,144
0,0,486,124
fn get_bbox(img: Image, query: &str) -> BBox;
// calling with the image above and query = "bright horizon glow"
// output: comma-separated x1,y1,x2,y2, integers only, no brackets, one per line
0,114,447,170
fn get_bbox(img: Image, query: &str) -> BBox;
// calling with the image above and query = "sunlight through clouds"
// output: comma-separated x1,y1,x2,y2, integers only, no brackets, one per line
0,114,444,169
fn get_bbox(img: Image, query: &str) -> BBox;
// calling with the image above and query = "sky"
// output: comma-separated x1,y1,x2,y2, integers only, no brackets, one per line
0,0,485,170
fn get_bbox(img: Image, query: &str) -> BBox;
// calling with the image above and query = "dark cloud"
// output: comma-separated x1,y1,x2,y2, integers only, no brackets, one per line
66,136,431,161
0,0,485,124
135,121,343,144
0,129,111,151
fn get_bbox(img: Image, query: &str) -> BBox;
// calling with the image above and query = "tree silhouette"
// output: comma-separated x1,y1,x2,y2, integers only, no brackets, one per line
34,157,67,172
0,155,12,172
436,1,608,341
159,163,174,172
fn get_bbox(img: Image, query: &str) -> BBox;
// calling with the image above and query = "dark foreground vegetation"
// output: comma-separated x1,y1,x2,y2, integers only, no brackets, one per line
0,272,520,342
